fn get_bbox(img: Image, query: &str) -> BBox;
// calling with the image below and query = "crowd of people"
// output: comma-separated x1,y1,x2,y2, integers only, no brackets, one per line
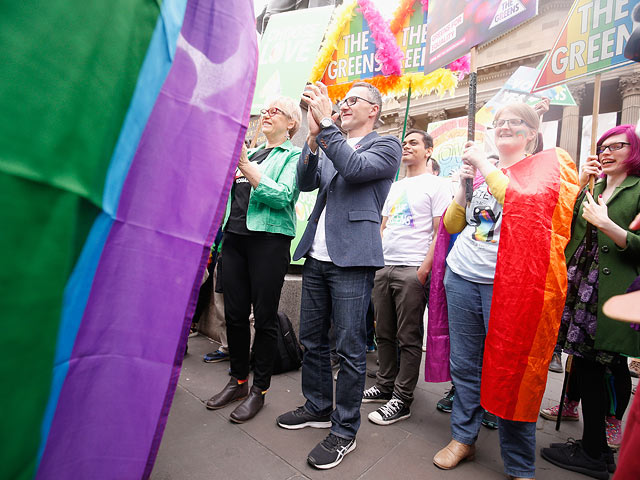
191,80,640,478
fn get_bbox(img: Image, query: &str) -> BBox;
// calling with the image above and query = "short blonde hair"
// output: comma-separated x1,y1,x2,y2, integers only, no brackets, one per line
270,96,302,138
494,103,540,154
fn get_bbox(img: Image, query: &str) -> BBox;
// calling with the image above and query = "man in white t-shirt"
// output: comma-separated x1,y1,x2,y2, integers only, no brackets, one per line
363,129,451,426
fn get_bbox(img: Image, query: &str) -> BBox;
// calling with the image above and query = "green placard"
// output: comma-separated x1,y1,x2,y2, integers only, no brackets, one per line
252,6,334,115
290,190,318,265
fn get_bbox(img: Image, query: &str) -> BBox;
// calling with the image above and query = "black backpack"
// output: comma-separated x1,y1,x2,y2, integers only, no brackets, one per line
272,312,303,374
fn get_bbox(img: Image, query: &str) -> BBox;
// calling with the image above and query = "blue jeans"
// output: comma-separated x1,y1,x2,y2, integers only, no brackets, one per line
444,267,536,478
299,257,375,439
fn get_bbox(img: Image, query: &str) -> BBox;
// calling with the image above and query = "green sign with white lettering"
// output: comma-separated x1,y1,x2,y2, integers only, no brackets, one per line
251,6,333,115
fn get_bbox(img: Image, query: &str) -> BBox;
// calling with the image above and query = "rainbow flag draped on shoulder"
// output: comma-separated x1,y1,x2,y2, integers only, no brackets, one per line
481,147,580,422
0,1,257,478
425,148,579,422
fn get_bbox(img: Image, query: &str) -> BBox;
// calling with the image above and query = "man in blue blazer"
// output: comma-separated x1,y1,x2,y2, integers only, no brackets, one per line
276,81,402,469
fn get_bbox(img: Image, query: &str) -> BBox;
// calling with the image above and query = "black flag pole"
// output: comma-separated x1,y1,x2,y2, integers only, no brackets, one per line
555,355,573,431
466,47,478,205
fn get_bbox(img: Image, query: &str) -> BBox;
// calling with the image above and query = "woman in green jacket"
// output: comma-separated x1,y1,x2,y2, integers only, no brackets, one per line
542,124,640,478
205,96,302,423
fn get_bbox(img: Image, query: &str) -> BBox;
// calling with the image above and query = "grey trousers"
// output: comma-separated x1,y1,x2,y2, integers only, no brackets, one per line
371,265,428,404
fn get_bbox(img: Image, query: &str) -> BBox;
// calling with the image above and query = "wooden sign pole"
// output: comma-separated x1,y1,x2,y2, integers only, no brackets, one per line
588,73,602,194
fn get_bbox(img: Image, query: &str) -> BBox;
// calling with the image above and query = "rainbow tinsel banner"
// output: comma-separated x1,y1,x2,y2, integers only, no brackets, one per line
0,1,257,478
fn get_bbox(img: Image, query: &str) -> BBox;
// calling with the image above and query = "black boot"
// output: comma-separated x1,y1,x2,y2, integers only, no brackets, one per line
229,385,265,423
205,377,248,410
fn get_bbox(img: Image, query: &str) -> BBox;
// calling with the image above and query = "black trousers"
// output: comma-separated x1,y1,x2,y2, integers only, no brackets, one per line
193,260,215,324
221,232,291,390
574,355,632,458
567,356,632,421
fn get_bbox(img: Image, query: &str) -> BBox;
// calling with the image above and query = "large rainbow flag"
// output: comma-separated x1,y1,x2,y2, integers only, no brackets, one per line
481,148,579,421
0,1,257,478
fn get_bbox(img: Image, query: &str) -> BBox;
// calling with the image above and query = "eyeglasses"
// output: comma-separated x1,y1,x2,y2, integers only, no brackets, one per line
492,118,528,128
596,142,630,155
338,96,376,108
260,107,287,118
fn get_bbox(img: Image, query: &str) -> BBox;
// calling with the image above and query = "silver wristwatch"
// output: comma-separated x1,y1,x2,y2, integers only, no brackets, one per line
320,117,333,129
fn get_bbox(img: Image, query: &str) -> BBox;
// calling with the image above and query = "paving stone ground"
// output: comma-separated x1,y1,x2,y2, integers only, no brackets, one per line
152,335,637,480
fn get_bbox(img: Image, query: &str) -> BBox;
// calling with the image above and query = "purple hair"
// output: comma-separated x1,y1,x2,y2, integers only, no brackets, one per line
597,124,640,176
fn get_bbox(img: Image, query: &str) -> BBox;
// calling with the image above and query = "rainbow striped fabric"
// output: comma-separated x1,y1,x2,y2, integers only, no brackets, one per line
481,148,580,421
0,1,257,478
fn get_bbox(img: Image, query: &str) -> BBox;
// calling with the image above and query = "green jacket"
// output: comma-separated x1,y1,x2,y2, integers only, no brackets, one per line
224,140,301,237
565,175,640,357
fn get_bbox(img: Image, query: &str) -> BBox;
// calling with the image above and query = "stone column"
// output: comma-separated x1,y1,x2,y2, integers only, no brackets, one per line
559,84,585,163
619,73,640,125
427,109,447,126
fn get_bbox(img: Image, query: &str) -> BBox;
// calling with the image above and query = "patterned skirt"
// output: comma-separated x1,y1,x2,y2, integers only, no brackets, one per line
558,228,617,366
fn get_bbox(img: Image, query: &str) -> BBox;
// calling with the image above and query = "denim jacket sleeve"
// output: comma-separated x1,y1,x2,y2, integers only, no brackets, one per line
251,148,300,210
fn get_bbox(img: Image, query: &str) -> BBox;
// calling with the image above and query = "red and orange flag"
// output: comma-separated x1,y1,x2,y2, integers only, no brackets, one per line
481,147,580,422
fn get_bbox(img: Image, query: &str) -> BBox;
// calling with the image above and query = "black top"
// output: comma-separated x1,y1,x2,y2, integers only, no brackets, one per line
225,148,273,235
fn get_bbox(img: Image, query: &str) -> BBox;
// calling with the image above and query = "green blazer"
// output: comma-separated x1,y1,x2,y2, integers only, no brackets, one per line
565,175,640,357
224,140,301,237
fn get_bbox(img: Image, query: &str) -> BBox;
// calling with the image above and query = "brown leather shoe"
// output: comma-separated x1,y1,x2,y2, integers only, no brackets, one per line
433,439,476,470
229,385,265,423
205,377,248,410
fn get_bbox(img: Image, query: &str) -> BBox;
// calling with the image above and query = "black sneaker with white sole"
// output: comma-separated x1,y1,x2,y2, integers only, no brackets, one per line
368,397,411,425
276,406,332,430
307,433,356,469
362,385,392,403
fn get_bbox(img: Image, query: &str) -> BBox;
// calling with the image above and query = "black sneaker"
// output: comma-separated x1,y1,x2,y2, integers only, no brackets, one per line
368,397,411,425
307,433,356,470
481,410,498,429
362,385,392,403
541,440,609,479
276,406,332,430
203,349,229,363
436,385,455,413
549,439,616,474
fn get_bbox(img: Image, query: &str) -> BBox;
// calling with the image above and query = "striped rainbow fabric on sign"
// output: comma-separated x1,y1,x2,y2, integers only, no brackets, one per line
0,1,257,479
532,0,639,92
481,148,580,422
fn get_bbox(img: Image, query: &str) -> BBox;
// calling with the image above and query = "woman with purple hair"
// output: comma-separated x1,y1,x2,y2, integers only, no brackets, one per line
541,124,640,479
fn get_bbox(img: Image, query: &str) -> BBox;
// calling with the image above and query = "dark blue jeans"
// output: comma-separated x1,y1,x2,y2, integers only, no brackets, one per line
299,257,375,439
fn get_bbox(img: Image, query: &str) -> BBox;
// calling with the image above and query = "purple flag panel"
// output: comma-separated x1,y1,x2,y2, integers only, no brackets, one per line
36,1,258,478
425,215,452,383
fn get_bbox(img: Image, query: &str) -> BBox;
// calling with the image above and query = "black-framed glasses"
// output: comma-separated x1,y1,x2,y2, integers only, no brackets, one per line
597,142,630,155
338,95,376,108
260,107,287,118
492,118,528,128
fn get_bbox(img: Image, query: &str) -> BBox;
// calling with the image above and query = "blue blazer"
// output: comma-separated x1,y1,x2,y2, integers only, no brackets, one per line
293,124,402,267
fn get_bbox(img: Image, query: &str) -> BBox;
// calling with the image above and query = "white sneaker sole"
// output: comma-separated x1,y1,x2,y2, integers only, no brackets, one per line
368,411,411,426
539,411,579,422
276,419,332,430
